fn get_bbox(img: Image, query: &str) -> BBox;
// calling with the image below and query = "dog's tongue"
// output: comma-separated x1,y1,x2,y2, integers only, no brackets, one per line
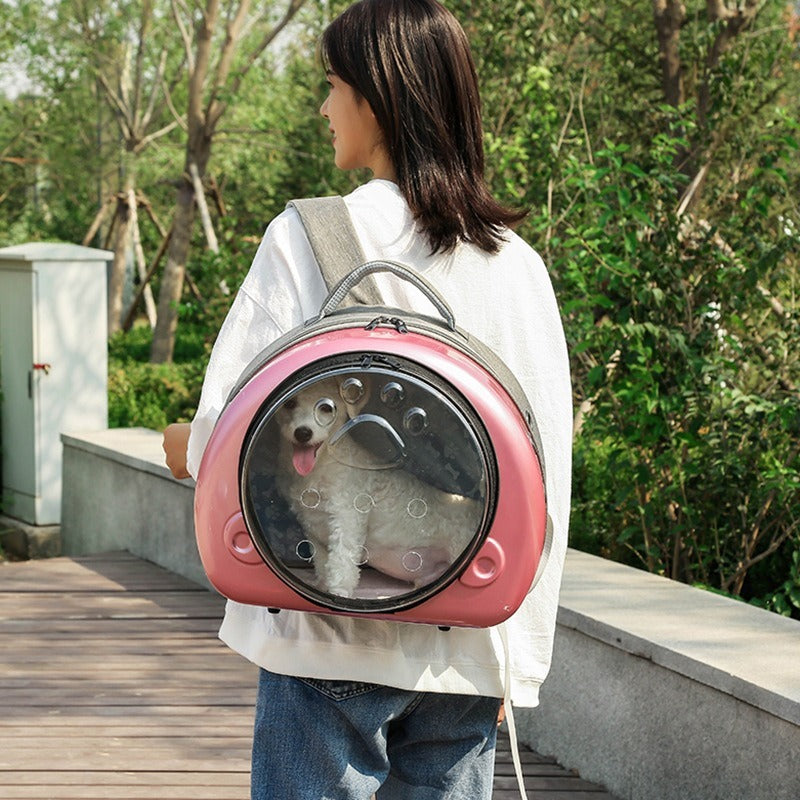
292,444,318,476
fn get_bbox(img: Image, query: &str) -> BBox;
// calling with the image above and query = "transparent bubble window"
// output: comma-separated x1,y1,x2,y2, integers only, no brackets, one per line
240,354,497,613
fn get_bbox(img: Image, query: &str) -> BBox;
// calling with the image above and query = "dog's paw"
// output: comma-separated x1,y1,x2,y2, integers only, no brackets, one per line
324,582,355,599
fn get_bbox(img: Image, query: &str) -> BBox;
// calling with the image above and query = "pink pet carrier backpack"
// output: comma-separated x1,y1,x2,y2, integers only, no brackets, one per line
194,197,549,628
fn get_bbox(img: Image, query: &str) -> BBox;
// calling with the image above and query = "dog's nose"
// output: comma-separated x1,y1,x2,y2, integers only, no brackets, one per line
294,426,313,444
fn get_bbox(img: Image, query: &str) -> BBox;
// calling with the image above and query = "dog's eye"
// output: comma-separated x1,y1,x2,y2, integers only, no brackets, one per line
283,398,297,411
314,398,336,426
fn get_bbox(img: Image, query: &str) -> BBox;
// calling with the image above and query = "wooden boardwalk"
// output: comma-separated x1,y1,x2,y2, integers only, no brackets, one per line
0,553,617,799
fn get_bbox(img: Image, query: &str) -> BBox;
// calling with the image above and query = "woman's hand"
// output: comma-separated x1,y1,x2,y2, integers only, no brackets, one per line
162,422,192,479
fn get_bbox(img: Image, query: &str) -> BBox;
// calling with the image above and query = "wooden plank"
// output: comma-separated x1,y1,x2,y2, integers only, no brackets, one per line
0,556,253,799
495,749,556,766
494,762,590,777
0,739,253,772
3,656,252,674
0,556,201,593
1,641,231,660
494,774,608,791
0,787,248,800
0,724,253,738
0,706,254,723
0,704,253,721
0,772,248,786
1,687,256,706
0,619,222,634
492,793,617,800
0,591,226,620
2,672,257,689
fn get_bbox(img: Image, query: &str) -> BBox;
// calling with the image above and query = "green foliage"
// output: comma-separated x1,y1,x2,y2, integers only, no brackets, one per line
107,360,202,429
752,551,800,617
0,372,3,514
561,120,799,607
212,39,366,238
172,246,250,351
108,326,207,429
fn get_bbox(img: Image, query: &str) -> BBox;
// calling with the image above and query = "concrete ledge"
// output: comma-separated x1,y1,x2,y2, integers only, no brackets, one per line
0,515,61,559
60,428,208,588
518,549,800,800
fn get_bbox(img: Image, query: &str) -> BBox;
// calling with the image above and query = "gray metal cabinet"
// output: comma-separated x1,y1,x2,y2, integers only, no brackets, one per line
0,243,110,525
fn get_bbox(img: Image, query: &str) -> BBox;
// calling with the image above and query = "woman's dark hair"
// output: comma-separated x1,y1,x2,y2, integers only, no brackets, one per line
321,0,526,254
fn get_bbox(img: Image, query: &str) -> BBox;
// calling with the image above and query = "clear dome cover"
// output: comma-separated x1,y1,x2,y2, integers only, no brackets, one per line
240,355,496,613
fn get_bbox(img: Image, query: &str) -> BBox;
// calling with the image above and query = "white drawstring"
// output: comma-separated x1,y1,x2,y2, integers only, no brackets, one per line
498,622,529,800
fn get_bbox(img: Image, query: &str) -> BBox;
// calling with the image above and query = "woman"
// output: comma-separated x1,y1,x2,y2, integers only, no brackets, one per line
164,1,572,798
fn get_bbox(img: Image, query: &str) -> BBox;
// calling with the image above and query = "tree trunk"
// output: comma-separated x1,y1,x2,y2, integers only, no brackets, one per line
108,148,140,335
652,0,692,181
82,195,114,247
149,177,197,362
128,187,157,328
148,0,306,362
189,161,219,253
652,0,686,108
123,223,172,333
107,194,132,336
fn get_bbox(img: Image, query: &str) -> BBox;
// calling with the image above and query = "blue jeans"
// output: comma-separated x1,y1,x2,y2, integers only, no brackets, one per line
251,669,502,800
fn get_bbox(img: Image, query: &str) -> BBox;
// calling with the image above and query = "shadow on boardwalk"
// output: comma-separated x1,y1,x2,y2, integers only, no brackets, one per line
0,552,617,799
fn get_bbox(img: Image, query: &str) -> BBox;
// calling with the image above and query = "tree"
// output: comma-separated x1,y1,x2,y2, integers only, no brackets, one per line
149,0,306,363
652,0,760,200
0,1,109,245
72,0,184,334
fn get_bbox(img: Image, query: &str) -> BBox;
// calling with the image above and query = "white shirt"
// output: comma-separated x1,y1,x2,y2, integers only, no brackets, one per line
187,180,572,707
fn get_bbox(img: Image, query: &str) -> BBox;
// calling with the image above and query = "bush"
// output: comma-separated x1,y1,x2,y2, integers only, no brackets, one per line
108,360,205,429
561,129,800,616
108,325,208,430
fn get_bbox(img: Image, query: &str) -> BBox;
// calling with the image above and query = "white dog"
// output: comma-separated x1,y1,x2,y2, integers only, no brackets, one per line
273,376,481,598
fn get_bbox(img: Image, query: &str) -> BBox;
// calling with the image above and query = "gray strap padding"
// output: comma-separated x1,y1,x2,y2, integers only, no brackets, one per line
288,196,383,307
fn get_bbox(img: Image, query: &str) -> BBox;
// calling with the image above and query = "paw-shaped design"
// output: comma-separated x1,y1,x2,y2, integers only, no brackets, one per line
378,380,429,436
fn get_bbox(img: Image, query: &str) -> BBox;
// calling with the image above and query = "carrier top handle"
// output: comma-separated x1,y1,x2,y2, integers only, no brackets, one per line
319,260,457,331
288,196,382,307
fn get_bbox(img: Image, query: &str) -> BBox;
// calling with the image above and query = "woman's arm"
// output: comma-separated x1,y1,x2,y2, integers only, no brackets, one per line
163,422,192,479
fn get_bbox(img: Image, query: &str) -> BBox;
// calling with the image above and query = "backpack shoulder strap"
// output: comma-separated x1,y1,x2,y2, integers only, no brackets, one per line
288,196,383,307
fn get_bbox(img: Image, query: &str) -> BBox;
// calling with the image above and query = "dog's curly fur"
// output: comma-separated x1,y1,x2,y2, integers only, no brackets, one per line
274,376,481,598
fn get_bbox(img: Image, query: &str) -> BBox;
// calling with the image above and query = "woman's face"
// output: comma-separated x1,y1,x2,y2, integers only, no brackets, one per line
320,72,394,180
